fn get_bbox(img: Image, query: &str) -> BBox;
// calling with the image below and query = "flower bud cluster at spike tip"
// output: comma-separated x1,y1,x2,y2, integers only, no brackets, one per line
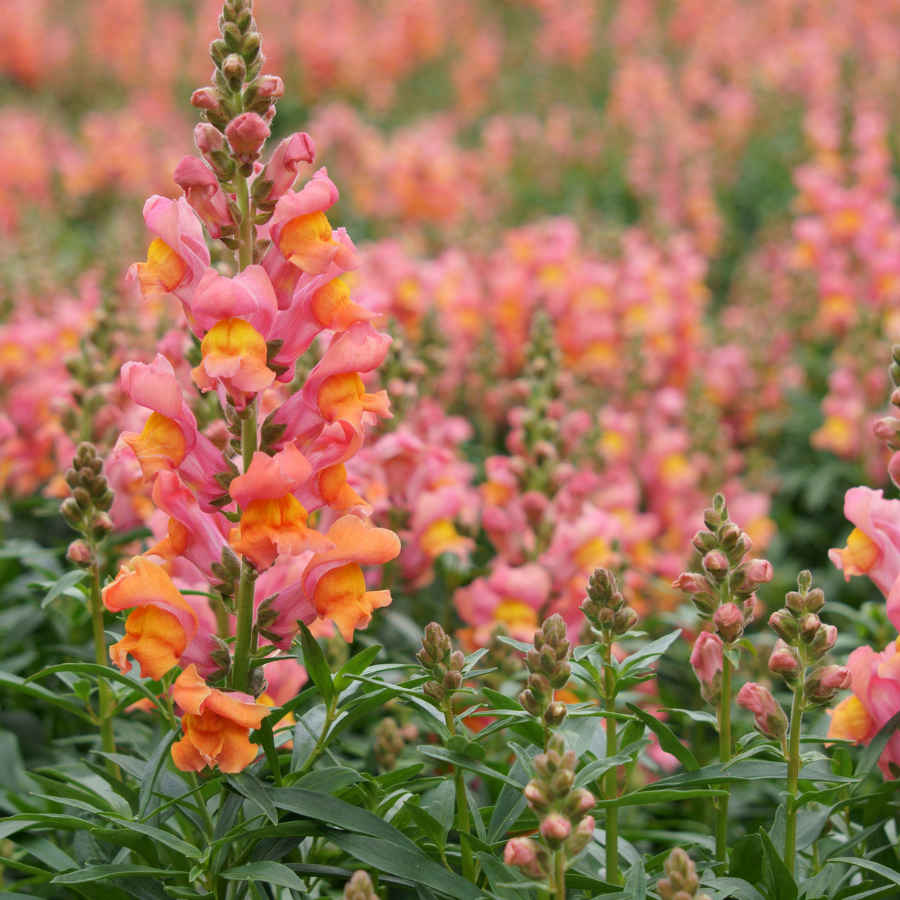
343,871,378,900
505,732,596,878
417,622,464,703
737,683,788,740
672,492,772,630
60,442,115,548
581,567,638,638
766,571,850,707
657,848,712,900
373,718,405,771
519,614,571,730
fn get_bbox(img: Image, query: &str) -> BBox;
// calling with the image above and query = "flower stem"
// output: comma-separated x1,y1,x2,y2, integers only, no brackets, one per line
715,650,733,874
553,848,566,900
236,172,253,272
88,560,119,779
444,704,475,883
602,643,619,886
784,683,805,877
186,771,214,840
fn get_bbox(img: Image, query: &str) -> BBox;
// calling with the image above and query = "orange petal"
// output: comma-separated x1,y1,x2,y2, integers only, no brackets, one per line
193,318,275,395
109,605,188,681
145,517,190,560
313,563,392,641
172,663,213,715
827,695,876,743
120,412,187,480
835,528,882,577
318,463,371,513
230,495,321,570
279,211,340,275
213,717,261,772
309,278,373,331
135,238,187,297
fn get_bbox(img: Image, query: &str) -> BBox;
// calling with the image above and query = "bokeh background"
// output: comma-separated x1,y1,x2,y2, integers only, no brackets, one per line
3,0,900,694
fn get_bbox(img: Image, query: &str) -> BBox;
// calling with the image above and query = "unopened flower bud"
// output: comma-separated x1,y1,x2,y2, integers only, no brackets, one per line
691,530,718,553
254,132,316,204
737,683,788,739
60,498,82,526
551,768,575,796
191,87,222,111
221,53,247,92
804,665,852,705
519,689,541,717
718,522,742,550
672,572,710,595
543,701,568,728
798,613,821,644
563,788,596,818
745,558,773,584
690,632,723,705
768,640,803,685
423,681,445,702
808,623,838,660
343,870,377,900
443,670,462,692
713,603,744,643
504,838,547,878
225,112,270,164
90,511,114,539
702,550,729,581
768,608,799,643
540,813,571,849
804,588,825,613
703,508,722,530
614,607,638,635
66,540,94,567
784,591,805,613
566,815,595,855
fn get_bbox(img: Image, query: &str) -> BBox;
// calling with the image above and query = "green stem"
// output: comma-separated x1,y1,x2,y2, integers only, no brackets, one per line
236,172,253,272
602,642,619,886
232,406,259,694
231,561,256,694
444,704,475,883
553,848,566,900
186,771,215,840
296,690,339,777
784,683,805,878
88,561,119,779
715,650,733,874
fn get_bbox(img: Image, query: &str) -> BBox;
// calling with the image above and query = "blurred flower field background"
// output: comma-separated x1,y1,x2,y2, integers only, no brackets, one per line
4,0,900,893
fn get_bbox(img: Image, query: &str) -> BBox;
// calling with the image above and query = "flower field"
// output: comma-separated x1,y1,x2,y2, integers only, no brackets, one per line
4,1,900,898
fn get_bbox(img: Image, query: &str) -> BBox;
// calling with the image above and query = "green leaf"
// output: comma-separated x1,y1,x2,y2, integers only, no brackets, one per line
225,773,278,824
729,834,763,882
405,802,447,850
334,645,382,693
290,703,327,773
593,788,727,808
830,859,900,889
575,755,632,789
488,761,530,842
429,779,457,840
625,704,699,771
53,865,183,884
0,671,94,723
298,621,333,706
295,766,364,793
476,851,536,900
138,732,179,817
759,828,798,900
221,861,306,890
618,631,681,673
622,859,645,900
90,821,199,859
706,878,767,900
28,663,168,716
38,569,87,607
417,746,522,787
325,830,482,900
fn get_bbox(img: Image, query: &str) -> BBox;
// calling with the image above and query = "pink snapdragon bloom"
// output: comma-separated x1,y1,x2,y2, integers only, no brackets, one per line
829,487,900,629
127,196,210,303
117,355,230,511
828,637,900,777
455,562,552,648
228,444,334,571
173,156,237,240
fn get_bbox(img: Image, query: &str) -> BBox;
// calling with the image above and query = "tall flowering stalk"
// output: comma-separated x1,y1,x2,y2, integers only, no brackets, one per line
104,0,399,775
759,571,850,876
674,493,773,873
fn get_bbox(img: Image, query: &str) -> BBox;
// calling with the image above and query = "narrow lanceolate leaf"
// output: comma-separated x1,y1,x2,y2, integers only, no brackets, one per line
298,621,333,706
52,865,185,884
830,859,900,889
37,569,87,607
625,703,699,771
221,861,306,890
225,773,278,824
416,746,522,787
0,671,94,723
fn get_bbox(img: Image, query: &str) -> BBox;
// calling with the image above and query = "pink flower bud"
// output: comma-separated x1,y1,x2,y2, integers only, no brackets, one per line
540,813,572,849
690,632,723,705
256,132,316,203
809,623,838,659
768,639,802,684
191,87,221,110
225,112,271,163
504,838,546,878
702,550,729,581
804,665,851,704
194,123,225,154
713,603,745,643
565,815,595,855
737,682,788,740
768,609,799,643
672,572,709,594
66,539,94,567
172,156,237,240
745,559,773,584
256,75,285,99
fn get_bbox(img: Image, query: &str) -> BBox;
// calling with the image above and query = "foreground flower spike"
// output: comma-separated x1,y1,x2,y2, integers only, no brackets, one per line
581,566,637,638
766,570,850,877
505,732,595,891
657,849,712,900
519,614,571,733
171,665,269,773
417,622,465,703
673,492,773,875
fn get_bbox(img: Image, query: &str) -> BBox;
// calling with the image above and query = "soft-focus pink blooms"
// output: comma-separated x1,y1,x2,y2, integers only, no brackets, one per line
225,112,271,163
736,682,788,740
172,156,236,240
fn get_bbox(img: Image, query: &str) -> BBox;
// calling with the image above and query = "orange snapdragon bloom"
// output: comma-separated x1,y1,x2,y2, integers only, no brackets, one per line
171,665,269,773
102,557,199,680
301,515,400,641
229,444,333,570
